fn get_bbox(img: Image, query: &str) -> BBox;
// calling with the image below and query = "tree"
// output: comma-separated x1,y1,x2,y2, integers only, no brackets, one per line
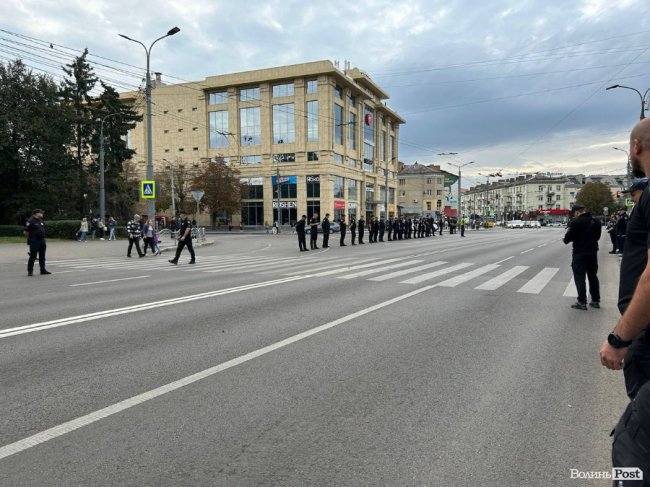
575,182,615,216
155,161,199,215
189,158,242,219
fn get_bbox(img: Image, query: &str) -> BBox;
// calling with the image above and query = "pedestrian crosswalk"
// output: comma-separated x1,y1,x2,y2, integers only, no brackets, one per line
46,254,578,297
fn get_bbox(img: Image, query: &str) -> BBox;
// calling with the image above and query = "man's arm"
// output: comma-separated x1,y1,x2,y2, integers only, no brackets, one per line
600,248,650,369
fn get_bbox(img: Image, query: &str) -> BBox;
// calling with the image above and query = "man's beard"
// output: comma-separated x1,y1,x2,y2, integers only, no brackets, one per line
631,157,646,178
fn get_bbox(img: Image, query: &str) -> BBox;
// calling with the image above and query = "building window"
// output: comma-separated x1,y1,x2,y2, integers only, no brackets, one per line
193,147,198,151
427,178,432,184
209,91,229,104
426,189,432,196
241,181,264,199
399,178,406,186
538,196,544,201
389,135,395,160
334,85,343,99
348,112,357,150
209,111,229,149
556,185,561,191
399,191,406,197
241,201,264,225
192,127,198,131
308,151,319,161
240,87,260,101
273,103,295,144
307,201,321,219
192,107,197,111
164,129,169,134
333,153,344,164
307,100,318,142
240,106,261,145
437,177,443,184
274,153,295,163
164,149,169,153
272,83,294,98
365,183,374,203
333,176,344,198
240,155,261,165
177,108,183,113
556,195,561,201
334,104,343,145
538,185,544,191
363,158,373,172
437,190,443,195
348,179,358,200
178,148,184,152
307,79,318,94
178,128,183,132
307,175,320,198
427,202,432,211
273,176,297,199
379,132,385,162
347,157,357,169
348,94,356,107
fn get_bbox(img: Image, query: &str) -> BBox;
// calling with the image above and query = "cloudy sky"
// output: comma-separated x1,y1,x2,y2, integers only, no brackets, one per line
2,0,649,187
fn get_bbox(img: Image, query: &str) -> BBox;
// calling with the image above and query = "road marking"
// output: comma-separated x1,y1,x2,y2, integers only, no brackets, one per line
0,275,307,339
368,261,447,282
493,256,514,265
517,267,559,294
537,244,547,248
520,248,535,254
475,266,529,290
69,276,151,287
0,281,442,461
308,257,406,277
563,277,577,297
338,260,424,279
400,262,473,284
435,264,500,287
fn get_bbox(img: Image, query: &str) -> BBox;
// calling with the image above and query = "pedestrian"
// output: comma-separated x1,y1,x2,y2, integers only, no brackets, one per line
321,213,331,248
357,216,365,244
563,204,601,310
78,217,88,242
90,217,97,240
599,119,650,481
142,218,159,256
24,208,51,276
460,216,466,237
108,217,117,241
339,213,347,246
169,210,196,264
607,215,618,254
379,216,386,242
349,215,357,245
295,214,308,251
126,214,145,258
309,213,320,249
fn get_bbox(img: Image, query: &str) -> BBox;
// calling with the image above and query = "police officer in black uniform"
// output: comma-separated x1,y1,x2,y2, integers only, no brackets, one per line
357,216,365,244
24,209,50,276
309,213,319,249
169,210,196,264
349,215,357,245
339,214,347,246
296,214,308,251
321,213,331,248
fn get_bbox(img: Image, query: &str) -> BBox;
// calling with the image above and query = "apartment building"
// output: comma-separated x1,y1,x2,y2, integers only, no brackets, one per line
396,163,456,216
120,60,405,226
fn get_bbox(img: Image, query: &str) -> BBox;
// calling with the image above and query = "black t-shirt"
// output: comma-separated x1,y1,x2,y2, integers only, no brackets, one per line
619,187,650,313
179,218,192,239
24,216,45,240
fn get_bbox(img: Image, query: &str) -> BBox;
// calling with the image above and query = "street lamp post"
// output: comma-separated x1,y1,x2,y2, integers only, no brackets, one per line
119,27,180,220
99,112,121,225
163,159,176,219
613,147,632,186
606,84,650,120
446,160,475,221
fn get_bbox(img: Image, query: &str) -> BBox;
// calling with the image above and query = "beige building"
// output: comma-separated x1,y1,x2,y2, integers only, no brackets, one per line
396,163,456,216
120,60,405,227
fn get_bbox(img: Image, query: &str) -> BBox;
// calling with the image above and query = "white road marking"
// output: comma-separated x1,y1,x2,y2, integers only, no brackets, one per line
520,248,535,254
493,256,514,265
368,261,447,282
537,244,547,248
308,257,407,277
0,275,307,339
435,264,500,287
563,277,577,297
475,266,529,290
69,276,151,287
0,282,443,461
517,267,559,294
338,260,424,279
400,262,473,284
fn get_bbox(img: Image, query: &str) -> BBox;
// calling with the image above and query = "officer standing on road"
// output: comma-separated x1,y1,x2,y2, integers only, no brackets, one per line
563,204,601,310
24,209,51,276
296,214,308,251
169,210,196,264
321,213,331,248
309,213,319,250
339,213,347,246
349,215,357,245
460,216,466,237
599,119,650,483
126,214,144,258
379,216,386,242
357,216,365,244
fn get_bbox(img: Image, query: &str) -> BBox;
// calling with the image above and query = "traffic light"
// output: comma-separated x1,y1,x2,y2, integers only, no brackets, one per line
616,190,621,198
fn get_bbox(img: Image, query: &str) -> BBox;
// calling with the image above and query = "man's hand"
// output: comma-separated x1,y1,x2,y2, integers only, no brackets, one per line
599,340,627,370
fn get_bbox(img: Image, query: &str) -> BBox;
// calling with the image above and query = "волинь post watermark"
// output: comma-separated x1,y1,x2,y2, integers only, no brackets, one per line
570,468,643,482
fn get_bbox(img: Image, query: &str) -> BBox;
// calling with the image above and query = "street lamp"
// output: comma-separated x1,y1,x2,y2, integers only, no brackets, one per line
606,84,650,120
613,147,632,186
99,112,121,225
119,26,181,220
447,160,475,221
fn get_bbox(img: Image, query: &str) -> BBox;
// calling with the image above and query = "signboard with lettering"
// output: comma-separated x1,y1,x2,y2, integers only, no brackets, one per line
272,201,297,209
306,175,320,183
334,200,346,209
240,177,264,185
272,175,297,185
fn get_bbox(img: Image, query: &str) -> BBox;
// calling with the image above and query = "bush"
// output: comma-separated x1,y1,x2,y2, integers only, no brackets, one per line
0,225,23,237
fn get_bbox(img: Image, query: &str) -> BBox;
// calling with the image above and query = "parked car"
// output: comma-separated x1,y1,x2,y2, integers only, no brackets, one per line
525,221,541,228
506,220,525,229
305,221,341,234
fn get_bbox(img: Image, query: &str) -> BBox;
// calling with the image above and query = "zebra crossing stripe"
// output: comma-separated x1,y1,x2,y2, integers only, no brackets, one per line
400,262,472,284
475,266,529,290
368,260,447,282
310,257,407,277
435,264,500,288
517,267,559,294
338,260,424,279
563,277,577,297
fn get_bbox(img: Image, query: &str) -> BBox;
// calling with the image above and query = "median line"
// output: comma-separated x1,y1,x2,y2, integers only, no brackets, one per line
70,276,151,287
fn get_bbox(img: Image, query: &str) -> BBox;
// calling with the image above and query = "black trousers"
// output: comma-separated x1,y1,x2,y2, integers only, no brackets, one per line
298,232,307,250
624,331,650,400
27,239,46,273
461,225,465,237
358,231,364,244
340,229,346,245
173,238,195,261
350,230,356,244
322,232,329,248
571,252,600,304
127,237,143,257
310,230,318,249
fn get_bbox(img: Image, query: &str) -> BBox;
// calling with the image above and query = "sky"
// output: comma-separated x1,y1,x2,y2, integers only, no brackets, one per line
2,0,649,188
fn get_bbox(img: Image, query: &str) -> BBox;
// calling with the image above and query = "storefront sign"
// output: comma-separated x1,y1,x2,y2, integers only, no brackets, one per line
240,177,263,185
272,201,297,209
271,175,297,185
334,200,346,209
306,175,320,183
348,202,358,209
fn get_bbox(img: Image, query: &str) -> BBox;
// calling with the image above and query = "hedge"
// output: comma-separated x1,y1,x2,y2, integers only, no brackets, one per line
0,221,128,239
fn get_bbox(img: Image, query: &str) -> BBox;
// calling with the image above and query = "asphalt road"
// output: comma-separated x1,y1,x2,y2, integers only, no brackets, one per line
0,227,629,486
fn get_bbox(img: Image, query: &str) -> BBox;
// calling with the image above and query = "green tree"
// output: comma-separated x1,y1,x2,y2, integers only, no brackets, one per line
575,182,615,217
190,158,242,218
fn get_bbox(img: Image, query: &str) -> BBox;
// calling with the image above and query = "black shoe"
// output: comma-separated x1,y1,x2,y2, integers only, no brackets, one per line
40,270,51,275
571,302,588,310
127,255,132,258
609,251,617,254
139,254,145,258
188,260,195,264
340,244,346,246
314,247,319,249
589,301,600,309
169,259,178,265
27,271,33,277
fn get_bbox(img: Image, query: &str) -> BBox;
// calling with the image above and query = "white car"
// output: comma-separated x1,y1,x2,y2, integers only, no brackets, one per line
507,220,525,229
525,221,541,228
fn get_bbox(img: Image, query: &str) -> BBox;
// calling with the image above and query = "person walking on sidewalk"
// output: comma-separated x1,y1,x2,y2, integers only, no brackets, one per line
169,211,195,264
563,204,601,310
24,208,51,276
108,217,117,241
126,214,144,258
78,217,88,242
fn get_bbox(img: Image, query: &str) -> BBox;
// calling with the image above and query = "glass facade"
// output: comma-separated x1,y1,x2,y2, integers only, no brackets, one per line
307,79,318,94
348,112,356,150
334,104,343,145
208,91,228,104
307,100,318,142
240,107,261,145
240,155,261,165
307,175,320,198
308,151,319,161
272,83,294,98
241,201,264,225
273,103,295,144
209,111,229,149
240,87,260,101
334,176,344,198
348,179,358,200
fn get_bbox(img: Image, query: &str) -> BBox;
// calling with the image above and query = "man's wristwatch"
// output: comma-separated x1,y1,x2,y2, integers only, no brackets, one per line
607,332,633,349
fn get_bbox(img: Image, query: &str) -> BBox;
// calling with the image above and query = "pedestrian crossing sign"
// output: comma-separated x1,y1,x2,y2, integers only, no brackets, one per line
140,180,156,199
